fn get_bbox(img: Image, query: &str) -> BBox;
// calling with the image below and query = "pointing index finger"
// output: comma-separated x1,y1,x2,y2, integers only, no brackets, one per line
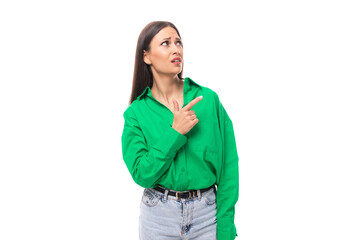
183,96,203,111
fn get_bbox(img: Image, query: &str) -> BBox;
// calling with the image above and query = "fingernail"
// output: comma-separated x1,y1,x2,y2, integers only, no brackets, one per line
199,96,203,99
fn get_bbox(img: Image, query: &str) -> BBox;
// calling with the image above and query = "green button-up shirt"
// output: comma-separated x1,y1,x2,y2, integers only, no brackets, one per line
121,77,239,240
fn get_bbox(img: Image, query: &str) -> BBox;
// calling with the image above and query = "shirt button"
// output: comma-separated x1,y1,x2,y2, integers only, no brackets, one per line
181,167,185,172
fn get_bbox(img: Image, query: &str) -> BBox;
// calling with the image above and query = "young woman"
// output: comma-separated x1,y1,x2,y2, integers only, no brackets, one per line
121,21,239,240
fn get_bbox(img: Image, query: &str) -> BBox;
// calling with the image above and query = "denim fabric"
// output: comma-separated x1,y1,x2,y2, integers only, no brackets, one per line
139,186,217,240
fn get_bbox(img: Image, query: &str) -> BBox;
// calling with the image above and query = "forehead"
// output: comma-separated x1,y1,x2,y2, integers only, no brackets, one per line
153,27,180,41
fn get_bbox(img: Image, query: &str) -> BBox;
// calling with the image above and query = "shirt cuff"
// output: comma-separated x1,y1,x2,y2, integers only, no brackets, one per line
154,125,187,157
217,223,238,240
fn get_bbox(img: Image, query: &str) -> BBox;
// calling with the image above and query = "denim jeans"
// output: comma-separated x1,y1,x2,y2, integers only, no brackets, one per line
139,186,217,240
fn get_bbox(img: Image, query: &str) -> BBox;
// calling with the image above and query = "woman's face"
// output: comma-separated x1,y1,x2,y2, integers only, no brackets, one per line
143,26,183,77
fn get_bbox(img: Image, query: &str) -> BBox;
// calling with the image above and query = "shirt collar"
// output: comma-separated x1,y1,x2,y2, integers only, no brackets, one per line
136,77,200,100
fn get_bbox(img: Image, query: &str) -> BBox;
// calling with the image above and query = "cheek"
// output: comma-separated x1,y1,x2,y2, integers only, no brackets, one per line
152,52,170,67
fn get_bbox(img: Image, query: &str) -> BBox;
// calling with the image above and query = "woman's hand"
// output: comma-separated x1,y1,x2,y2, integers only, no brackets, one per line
171,96,203,135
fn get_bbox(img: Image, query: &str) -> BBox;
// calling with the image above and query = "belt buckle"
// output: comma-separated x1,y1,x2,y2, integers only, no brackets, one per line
176,191,187,199
175,190,195,199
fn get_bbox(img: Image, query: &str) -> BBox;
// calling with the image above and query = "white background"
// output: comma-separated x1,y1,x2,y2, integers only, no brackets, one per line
1,0,359,239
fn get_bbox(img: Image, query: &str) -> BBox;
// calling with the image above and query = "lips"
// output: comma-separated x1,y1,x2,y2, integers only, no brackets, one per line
171,57,181,63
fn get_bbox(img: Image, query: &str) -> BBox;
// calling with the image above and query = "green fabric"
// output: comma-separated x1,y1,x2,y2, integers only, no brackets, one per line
121,77,239,239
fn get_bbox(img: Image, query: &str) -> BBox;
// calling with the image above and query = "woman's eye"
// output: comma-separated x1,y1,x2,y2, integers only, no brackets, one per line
161,41,182,46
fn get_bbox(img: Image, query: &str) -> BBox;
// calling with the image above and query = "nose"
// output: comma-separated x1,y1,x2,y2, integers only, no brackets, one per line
171,42,181,54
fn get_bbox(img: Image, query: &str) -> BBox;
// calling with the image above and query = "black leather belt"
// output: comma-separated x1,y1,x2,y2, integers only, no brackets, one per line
153,184,216,199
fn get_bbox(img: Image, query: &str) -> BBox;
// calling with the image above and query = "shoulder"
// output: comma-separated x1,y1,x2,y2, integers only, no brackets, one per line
123,99,139,119
123,97,149,123
186,77,218,98
198,85,220,106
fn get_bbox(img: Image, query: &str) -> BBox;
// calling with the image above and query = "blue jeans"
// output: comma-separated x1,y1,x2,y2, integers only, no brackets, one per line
139,186,217,240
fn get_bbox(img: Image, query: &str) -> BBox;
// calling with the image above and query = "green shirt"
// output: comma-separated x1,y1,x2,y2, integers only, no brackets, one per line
121,77,239,240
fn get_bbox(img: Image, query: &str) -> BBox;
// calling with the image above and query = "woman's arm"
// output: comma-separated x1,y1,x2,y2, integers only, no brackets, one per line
215,92,239,240
121,107,187,188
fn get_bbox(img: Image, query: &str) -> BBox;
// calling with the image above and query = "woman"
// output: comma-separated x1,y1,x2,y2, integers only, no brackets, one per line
121,21,239,240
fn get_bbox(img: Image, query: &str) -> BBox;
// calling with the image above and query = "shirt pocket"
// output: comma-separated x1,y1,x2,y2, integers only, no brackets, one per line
188,119,220,153
186,145,220,181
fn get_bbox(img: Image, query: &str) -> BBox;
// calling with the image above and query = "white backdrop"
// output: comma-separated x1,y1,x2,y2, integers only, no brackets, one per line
1,0,359,239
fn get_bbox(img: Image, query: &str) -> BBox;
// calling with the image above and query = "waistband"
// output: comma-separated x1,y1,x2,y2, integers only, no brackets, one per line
153,184,216,199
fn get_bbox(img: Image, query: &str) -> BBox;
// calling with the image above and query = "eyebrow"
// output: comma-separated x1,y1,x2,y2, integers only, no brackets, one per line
161,37,182,41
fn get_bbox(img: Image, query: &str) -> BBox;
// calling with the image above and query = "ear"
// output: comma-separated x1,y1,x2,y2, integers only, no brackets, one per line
143,50,151,65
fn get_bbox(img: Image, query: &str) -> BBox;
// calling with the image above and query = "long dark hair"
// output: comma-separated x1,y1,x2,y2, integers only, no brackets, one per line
128,21,184,106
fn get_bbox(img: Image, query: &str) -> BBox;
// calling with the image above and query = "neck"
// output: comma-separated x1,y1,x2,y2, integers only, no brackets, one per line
151,75,183,104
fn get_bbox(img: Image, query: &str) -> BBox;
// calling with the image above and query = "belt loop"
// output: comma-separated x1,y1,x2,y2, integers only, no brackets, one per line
197,189,201,200
163,189,169,202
